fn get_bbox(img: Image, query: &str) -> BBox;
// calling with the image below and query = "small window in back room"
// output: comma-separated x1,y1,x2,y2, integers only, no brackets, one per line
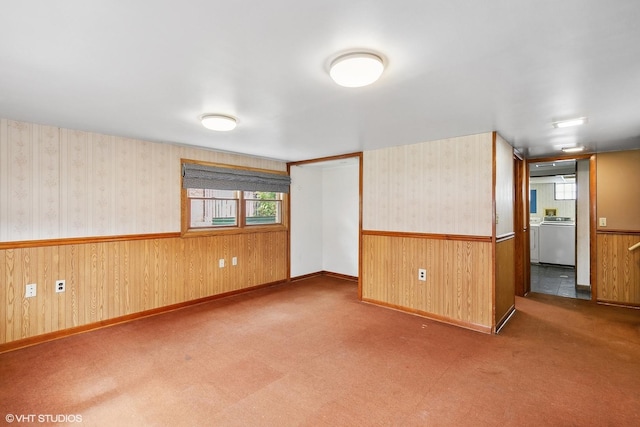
555,182,576,200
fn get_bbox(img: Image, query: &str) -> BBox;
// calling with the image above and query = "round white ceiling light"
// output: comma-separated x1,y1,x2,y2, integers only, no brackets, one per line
201,114,237,131
329,52,384,88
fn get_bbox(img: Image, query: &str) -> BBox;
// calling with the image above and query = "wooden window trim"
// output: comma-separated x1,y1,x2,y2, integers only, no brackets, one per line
180,160,289,237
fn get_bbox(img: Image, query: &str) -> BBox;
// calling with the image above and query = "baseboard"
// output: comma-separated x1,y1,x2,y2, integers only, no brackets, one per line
322,271,358,282
361,297,492,334
290,271,358,282
575,284,591,292
496,305,516,333
597,299,640,309
0,279,287,354
289,272,324,282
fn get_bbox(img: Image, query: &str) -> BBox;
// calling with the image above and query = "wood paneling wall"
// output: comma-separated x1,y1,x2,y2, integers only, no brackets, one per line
594,150,640,306
495,237,515,327
596,232,640,305
361,234,493,332
0,231,287,345
494,133,515,328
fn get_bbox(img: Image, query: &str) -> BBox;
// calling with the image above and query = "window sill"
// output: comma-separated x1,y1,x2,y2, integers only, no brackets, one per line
181,224,288,238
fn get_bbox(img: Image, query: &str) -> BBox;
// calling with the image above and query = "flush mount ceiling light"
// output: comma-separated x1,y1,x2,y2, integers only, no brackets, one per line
552,117,588,128
561,146,585,153
201,114,237,131
329,52,384,87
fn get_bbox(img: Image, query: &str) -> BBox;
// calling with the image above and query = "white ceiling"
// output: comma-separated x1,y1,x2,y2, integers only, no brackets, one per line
1,0,639,162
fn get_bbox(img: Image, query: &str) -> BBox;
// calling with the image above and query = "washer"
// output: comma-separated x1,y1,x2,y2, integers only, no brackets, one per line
539,217,575,266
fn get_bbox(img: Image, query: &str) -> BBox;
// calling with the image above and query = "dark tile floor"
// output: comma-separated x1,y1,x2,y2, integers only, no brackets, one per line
530,263,591,300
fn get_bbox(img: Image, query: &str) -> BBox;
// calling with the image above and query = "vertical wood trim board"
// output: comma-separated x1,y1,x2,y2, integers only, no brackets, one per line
0,231,288,345
590,155,598,301
513,155,527,297
361,234,492,330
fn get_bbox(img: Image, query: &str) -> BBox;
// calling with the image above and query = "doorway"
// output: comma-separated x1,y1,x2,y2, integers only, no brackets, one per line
288,154,361,280
528,158,591,300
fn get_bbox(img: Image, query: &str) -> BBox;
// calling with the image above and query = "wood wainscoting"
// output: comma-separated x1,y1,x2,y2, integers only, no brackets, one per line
361,232,493,333
495,235,516,329
596,232,640,306
0,231,288,349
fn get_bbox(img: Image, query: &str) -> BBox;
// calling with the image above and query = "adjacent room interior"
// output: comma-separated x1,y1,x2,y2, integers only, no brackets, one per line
529,159,591,300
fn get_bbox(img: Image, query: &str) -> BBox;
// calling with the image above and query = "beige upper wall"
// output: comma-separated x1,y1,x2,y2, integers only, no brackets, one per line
363,133,494,236
596,149,640,231
495,133,514,237
0,119,286,241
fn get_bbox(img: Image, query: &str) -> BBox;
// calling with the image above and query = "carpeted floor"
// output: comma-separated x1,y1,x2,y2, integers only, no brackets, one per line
1,276,639,426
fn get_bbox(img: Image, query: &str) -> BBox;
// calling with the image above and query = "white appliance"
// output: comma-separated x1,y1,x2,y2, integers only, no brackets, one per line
530,224,539,263
539,217,575,266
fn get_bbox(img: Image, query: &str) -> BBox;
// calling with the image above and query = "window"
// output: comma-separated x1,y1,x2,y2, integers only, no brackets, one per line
188,189,239,228
555,182,576,200
529,189,537,213
244,191,283,225
181,161,290,234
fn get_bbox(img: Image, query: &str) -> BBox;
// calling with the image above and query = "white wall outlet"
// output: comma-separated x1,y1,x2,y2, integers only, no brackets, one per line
232,256,238,266
55,280,65,293
219,258,225,268
26,283,37,298
418,268,427,282
599,217,607,227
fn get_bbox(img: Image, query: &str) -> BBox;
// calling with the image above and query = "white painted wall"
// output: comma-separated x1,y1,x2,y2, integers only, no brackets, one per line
322,164,359,277
290,165,323,277
290,160,359,278
576,159,590,287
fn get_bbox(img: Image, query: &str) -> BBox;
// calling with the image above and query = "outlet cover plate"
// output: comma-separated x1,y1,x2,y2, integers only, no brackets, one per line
26,283,37,298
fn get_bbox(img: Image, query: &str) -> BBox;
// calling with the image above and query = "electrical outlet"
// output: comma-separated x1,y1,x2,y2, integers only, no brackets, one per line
55,279,65,293
232,256,237,266
26,283,37,298
599,217,607,227
418,269,427,282
219,258,225,268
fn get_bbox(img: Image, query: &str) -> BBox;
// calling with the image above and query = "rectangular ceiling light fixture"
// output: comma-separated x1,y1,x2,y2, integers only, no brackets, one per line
561,146,585,153
553,117,588,128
